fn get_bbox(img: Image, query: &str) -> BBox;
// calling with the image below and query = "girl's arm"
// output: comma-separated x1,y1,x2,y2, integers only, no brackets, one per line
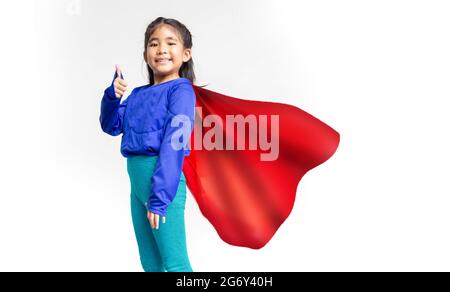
147,82,196,216
99,71,128,136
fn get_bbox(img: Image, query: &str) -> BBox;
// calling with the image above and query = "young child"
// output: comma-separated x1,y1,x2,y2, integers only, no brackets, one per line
100,15,340,272
100,17,196,272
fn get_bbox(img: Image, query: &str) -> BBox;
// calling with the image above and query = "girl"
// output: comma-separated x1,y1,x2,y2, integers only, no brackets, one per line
100,17,196,272
100,16,340,271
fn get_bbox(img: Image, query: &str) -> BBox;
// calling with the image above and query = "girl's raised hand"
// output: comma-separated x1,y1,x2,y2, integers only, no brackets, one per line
113,64,128,98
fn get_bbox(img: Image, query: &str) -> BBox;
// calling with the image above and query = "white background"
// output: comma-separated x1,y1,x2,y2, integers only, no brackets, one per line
0,0,449,271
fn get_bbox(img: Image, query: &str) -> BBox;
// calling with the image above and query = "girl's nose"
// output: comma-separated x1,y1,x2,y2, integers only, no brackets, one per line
157,45,168,54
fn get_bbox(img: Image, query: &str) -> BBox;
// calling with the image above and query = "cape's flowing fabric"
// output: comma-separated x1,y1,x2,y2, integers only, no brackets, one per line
182,85,340,249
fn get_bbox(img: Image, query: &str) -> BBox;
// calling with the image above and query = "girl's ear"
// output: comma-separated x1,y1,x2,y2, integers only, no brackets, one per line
183,48,192,63
143,51,147,63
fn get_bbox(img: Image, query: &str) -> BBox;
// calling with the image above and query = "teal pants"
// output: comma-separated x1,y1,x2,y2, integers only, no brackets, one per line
126,155,193,272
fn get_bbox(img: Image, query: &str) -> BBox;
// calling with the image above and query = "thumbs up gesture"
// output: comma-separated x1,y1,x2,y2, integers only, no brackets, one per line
114,65,128,98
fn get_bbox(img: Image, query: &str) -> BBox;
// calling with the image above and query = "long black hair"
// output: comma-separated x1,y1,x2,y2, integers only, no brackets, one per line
144,17,207,87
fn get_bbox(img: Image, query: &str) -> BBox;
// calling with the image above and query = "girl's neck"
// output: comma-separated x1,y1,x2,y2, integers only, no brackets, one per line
153,73,181,85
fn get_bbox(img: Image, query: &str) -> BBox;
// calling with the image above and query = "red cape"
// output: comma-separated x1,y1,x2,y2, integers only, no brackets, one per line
183,85,340,249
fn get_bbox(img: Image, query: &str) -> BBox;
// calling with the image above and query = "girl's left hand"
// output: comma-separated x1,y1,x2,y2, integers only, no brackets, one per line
147,211,166,230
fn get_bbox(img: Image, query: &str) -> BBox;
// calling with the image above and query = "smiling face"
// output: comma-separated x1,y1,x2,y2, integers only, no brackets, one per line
144,24,192,85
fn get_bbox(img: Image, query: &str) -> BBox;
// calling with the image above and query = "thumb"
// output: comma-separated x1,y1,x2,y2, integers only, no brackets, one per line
115,64,122,79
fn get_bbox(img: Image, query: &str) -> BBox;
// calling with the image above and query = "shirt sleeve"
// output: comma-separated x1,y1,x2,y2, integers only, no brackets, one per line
147,82,196,216
99,71,128,136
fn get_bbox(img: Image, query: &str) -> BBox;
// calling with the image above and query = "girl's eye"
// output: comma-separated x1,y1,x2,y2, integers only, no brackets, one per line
148,43,176,47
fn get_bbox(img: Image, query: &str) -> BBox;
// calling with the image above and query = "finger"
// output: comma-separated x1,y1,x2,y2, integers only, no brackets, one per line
115,64,121,79
115,84,127,92
114,77,125,86
152,213,157,229
162,216,166,224
115,90,124,97
155,214,160,230
117,78,128,87
153,214,158,230
115,82,127,90
147,212,153,228
149,212,155,229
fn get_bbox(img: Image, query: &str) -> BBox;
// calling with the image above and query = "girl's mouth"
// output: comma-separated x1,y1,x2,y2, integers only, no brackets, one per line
156,59,172,65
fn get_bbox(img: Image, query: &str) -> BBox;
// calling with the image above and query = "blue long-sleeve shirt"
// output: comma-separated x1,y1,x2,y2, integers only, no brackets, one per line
100,71,196,216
